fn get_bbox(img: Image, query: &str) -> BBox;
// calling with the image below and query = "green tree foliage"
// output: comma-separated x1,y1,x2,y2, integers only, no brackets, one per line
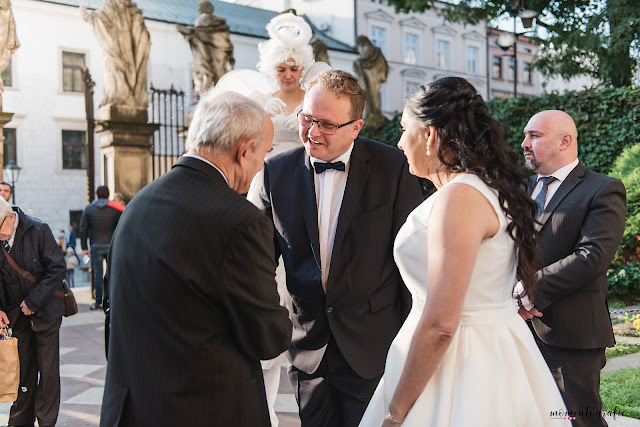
609,143,640,264
387,0,640,88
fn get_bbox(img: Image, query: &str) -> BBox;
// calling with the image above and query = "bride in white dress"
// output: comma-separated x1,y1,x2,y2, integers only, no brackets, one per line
359,77,570,427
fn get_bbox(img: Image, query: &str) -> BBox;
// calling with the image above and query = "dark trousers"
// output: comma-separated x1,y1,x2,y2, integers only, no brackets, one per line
8,312,62,427
90,245,109,304
66,269,75,288
288,336,380,427
536,338,607,427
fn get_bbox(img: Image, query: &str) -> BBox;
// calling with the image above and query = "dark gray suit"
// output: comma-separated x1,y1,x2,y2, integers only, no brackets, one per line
530,162,626,427
100,157,292,427
252,137,423,425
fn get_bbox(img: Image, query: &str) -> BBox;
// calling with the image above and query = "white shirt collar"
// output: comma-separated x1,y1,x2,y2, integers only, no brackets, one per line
538,158,579,183
310,142,355,166
183,153,229,186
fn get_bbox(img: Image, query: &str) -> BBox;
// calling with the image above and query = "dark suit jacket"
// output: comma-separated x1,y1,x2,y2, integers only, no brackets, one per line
531,162,626,349
252,137,423,379
100,157,292,427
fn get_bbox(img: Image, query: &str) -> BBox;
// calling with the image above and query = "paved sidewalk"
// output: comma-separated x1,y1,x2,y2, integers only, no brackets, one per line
1,280,638,426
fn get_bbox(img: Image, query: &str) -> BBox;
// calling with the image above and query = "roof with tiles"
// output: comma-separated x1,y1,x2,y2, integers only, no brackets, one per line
37,0,355,52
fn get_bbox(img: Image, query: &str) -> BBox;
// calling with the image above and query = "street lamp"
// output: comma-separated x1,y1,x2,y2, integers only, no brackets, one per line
4,160,21,204
496,0,538,97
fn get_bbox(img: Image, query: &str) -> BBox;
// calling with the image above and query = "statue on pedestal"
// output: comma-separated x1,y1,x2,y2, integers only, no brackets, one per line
311,35,330,65
177,1,234,103
0,0,20,111
81,0,151,109
353,35,388,127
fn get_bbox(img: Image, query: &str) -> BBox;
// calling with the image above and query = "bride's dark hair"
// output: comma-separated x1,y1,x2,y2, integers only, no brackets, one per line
405,77,539,296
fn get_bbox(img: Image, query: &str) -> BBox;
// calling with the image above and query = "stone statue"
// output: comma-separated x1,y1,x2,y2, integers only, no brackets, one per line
310,35,330,65
177,1,234,103
353,35,388,126
0,0,20,111
81,0,151,109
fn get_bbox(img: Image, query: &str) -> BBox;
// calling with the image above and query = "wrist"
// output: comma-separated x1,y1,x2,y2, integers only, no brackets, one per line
386,410,405,424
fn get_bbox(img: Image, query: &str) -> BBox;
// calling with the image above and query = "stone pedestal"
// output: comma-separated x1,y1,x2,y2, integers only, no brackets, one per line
0,111,15,181
95,105,159,203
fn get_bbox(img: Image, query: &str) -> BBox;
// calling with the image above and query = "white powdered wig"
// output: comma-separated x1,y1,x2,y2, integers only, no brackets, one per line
257,13,315,80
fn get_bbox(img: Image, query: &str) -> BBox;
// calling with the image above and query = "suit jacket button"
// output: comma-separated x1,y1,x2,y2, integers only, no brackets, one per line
315,278,321,285
326,306,333,314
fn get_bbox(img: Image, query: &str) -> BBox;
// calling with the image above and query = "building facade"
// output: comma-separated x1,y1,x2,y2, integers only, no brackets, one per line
3,0,356,233
357,0,488,116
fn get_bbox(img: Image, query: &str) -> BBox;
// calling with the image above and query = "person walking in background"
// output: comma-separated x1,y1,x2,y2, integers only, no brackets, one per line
0,197,67,427
65,247,78,288
0,181,12,202
80,185,121,310
251,69,423,426
111,193,125,210
517,110,626,427
65,223,77,251
100,91,291,426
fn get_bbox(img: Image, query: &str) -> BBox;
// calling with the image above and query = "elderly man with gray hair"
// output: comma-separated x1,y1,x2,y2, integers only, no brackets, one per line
0,197,67,427
100,90,292,427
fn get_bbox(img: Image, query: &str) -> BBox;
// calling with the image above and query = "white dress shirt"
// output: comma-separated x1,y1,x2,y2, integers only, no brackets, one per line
311,143,355,290
516,158,580,309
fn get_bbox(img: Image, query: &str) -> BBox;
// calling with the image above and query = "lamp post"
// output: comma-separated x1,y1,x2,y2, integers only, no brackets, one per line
4,160,21,205
496,0,538,97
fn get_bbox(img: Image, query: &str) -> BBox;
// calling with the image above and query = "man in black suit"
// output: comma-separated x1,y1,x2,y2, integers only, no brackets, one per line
517,110,626,427
251,70,423,426
100,91,292,427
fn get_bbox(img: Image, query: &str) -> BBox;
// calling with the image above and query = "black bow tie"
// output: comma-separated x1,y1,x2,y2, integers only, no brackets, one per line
313,161,345,174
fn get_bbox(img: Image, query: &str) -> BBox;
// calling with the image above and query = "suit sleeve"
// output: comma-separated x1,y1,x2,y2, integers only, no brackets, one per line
246,166,281,261
24,224,67,312
218,212,292,361
532,179,626,310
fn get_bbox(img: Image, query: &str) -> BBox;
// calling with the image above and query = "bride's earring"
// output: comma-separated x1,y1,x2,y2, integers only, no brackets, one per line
426,144,431,156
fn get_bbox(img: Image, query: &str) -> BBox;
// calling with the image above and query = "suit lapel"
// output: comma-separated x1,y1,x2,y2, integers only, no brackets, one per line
296,153,321,268
538,162,585,227
332,140,371,260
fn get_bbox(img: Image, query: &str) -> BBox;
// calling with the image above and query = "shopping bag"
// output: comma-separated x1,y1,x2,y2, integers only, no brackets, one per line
0,326,19,403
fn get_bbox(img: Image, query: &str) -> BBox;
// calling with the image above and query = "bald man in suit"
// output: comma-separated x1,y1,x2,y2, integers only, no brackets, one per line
517,110,626,427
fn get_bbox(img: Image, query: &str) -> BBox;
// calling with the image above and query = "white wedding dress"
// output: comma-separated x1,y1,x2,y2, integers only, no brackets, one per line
360,174,570,427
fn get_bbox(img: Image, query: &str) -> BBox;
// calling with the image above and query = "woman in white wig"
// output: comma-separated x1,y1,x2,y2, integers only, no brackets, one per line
256,12,315,156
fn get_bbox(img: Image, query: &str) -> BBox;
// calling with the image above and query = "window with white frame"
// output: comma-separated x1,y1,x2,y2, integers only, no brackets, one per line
492,57,502,79
404,80,421,97
370,26,386,54
508,57,516,81
62,130,86,169
404,33,418,65
466,46,479,74
523,62,532,84
436,40,450,70
1,60,12,87
62,51,85,93
3,128,16,167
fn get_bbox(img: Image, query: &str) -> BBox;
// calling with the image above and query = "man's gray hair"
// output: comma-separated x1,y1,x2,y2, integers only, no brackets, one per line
0,196,12,220
185,90,266,155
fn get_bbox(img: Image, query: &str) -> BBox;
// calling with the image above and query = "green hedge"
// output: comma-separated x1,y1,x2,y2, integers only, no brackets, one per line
486,86,640,174
363,86,640,175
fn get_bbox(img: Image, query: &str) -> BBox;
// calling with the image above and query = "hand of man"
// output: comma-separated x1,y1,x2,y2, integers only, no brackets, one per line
82,249,89,256
518,305,543,321
0,310,9,327
20,300,34,316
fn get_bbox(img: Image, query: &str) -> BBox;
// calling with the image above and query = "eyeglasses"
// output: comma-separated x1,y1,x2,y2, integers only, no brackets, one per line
297,111,359,135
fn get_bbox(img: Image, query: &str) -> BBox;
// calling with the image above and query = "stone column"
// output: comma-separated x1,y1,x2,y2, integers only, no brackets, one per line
95,105,158,203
